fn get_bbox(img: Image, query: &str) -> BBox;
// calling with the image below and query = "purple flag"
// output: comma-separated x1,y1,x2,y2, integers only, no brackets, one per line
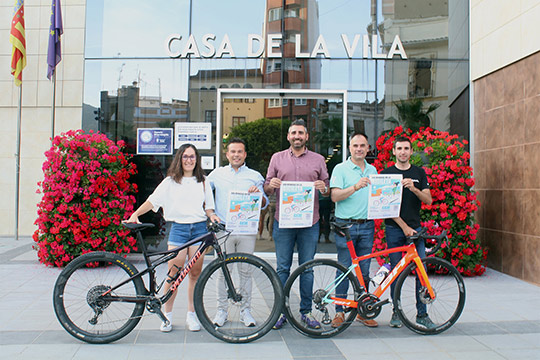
47,0,63,80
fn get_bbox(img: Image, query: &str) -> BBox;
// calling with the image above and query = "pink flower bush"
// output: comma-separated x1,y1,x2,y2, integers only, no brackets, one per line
373,126,487,276
33,130,138,267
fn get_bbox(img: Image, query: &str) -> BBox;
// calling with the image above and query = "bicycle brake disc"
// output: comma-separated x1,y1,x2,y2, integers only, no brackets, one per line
418,286,436,304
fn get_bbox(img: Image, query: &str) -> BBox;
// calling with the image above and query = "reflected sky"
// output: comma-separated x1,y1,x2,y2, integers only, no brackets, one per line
83,0,458,113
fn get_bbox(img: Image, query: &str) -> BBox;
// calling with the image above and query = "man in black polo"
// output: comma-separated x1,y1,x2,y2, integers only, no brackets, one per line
381,136,435,329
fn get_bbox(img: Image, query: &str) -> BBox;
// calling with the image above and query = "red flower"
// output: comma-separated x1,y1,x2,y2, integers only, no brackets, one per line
33,131,138,267
374,127,486,276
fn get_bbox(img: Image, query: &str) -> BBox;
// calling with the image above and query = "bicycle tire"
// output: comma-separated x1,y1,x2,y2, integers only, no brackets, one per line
283,259,361,338
194,253,282,343
394,257,466,335
53,252,146,344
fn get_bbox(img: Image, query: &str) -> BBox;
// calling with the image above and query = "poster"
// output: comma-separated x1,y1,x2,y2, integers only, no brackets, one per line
278,181,315,228
367,174,403,219
226,191,262,234
136,128,173,155
174,122,212,149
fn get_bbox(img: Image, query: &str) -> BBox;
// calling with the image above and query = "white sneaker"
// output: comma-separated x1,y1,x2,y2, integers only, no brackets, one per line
240,309,256,327
186,311,201,332
213,309,228,327
160,312,172,332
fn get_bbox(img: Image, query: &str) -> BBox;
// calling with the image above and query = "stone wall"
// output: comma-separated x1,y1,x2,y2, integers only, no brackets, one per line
473,51,540,284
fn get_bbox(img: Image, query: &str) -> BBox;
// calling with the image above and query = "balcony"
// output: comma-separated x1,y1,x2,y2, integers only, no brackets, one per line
284,16,302,31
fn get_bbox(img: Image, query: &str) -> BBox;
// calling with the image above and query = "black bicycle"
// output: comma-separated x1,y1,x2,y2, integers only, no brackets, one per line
53,222,282,344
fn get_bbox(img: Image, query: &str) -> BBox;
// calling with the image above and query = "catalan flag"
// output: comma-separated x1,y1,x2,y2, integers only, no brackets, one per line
10,0,26,86
47,0,63,80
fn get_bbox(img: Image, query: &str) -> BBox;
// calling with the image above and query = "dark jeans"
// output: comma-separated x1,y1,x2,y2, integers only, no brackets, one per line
386,225,426,316
334,219,374,312
273,219,319,314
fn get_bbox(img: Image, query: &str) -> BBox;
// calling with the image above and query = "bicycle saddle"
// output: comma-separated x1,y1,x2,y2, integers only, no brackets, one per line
122,222,155,231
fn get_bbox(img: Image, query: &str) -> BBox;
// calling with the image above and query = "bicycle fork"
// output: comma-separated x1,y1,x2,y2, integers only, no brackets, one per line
215,251,243,303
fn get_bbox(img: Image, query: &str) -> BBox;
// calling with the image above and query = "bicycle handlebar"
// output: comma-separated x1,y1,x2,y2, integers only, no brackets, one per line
122,221,226,234
122,222,155,231
207,221,227,233
407,228,447,255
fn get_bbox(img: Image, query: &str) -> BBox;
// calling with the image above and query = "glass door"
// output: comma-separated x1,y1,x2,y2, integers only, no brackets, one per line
216,89,347,252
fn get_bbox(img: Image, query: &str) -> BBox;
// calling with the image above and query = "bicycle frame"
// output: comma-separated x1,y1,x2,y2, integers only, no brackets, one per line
101,228,232,305
324,241,435,308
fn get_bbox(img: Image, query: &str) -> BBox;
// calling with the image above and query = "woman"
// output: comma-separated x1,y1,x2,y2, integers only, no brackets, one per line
126,144,220,332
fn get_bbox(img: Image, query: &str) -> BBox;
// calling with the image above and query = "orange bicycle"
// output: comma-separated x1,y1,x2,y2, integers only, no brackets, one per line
283,222,465,337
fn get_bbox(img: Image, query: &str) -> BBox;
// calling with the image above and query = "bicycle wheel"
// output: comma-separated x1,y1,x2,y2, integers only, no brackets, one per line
53,252,146,344
283,259,361,338
393,257,466,335
194,253,282,343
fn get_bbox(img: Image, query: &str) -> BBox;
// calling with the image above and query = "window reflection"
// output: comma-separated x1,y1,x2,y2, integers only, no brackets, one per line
82,0,470,219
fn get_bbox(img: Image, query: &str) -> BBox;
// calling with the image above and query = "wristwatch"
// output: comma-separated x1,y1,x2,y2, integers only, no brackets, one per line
324,186,328,194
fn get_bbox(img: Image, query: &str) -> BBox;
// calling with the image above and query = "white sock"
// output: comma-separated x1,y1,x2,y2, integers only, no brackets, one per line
164,311,173,322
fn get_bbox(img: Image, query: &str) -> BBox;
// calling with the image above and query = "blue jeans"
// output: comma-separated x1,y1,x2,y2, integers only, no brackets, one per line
386,225,426,315
334,219,374,312
273,219,319,314
168,221,207,246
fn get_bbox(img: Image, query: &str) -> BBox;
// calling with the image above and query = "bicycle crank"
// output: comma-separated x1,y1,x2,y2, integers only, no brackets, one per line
356,293,385,319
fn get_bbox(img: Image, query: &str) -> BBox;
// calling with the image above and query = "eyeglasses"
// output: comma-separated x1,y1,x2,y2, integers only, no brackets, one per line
182,155,196,161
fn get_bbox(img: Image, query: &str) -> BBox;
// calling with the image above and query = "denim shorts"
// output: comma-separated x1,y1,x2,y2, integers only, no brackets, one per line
168,221,207,247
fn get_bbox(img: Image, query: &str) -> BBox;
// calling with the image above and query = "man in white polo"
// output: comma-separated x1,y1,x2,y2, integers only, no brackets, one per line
207,137,267,327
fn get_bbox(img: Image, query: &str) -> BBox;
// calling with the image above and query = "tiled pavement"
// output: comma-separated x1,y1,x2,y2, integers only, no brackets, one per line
1,236,540,360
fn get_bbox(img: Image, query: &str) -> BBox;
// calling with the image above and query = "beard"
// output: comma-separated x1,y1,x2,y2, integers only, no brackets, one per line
290,139,306,149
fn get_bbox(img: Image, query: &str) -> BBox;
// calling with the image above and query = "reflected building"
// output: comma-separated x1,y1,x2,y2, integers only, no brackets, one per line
189,68,265,134
262,0,322,131
98,83,188,144
379,0,451,131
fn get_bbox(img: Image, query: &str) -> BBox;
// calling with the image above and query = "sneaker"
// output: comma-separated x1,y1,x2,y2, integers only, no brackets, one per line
186,311,201,332
416,314,436,329
213,309,228,327
240,309,256,327
301,312,321,329
389,312,402,328
160,312,172,332
273,314,287,330
356,314,378,327
331,312,345,328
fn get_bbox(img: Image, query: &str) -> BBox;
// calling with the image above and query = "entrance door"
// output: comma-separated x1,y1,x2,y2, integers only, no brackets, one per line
216,89,347,252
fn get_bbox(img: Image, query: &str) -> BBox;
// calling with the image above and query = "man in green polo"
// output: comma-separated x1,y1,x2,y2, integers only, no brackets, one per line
329,132,378,328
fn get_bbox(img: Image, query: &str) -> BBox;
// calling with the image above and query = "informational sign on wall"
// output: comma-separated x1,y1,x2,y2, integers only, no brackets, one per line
201,156,214,170
174,122,212,150
136,128,173,155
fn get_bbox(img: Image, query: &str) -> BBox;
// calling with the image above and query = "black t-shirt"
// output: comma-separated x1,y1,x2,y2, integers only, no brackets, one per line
381,165,429,228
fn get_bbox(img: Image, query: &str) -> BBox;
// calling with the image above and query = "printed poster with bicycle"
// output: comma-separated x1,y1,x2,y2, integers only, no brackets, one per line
279,181,315,228
367,174,403,219
226,191,262,234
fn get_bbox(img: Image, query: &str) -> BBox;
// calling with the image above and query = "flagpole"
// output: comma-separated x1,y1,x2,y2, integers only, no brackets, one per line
15,85,22,241
51,72,56,143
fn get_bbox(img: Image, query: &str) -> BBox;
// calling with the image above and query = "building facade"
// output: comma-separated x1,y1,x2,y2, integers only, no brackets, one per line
1,0,538,283
471,0,540,284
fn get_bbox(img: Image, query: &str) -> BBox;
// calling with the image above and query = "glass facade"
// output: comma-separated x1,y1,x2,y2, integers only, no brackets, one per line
82,0,469,240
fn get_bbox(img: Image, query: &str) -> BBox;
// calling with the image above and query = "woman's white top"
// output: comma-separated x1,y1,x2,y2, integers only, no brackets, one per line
147,176,215,223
